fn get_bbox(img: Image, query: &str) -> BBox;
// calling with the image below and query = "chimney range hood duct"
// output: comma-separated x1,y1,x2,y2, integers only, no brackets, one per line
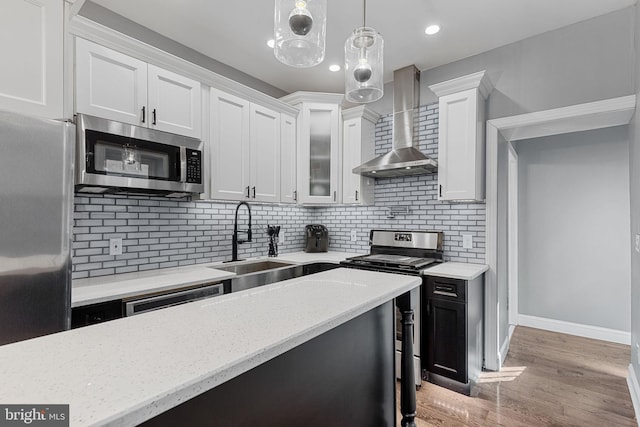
352,65,437,178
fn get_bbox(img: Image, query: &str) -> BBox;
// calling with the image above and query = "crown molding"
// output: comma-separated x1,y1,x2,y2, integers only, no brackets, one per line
342,105,381,123
429,70,494,99
280,91,344,106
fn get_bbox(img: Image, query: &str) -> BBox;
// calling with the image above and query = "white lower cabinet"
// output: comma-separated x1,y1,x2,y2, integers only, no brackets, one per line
209,89,281,203
0,0,63,118
342,106,380,205
76,38,201,138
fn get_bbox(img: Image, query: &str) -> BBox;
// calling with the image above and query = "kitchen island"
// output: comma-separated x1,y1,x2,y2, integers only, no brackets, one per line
0,268,419,426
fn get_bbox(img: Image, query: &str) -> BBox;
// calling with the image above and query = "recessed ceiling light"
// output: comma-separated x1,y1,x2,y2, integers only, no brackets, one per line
329,64,341,72
267,39,275,48
425,25,440,36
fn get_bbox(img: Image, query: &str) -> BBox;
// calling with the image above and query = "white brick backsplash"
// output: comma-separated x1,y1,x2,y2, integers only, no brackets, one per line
72,103,485,278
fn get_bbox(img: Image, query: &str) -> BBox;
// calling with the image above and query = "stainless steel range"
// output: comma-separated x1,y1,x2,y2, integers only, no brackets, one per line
341,229,444,387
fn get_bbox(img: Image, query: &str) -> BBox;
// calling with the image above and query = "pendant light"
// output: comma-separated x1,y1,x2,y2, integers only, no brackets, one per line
345,0,383,103
274,0,327,68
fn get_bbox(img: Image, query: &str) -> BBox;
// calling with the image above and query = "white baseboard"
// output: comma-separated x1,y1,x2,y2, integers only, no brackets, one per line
496,325,515,369
518,314,630,345
627,364,640,426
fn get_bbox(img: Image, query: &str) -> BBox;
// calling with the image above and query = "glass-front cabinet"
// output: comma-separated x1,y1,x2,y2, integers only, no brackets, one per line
280,92,343,204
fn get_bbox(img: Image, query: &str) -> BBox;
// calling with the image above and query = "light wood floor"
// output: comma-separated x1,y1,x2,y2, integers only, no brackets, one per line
398,326,636,426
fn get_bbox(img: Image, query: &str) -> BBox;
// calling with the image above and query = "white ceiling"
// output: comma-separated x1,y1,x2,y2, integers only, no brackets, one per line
89,0,637,94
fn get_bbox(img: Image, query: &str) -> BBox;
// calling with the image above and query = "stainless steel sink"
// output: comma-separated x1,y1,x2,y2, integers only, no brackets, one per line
210,260,300,292
208,260,340,293
211,260,295,275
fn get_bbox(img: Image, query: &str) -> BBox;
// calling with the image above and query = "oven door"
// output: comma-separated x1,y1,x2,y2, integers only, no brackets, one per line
395,286,422,387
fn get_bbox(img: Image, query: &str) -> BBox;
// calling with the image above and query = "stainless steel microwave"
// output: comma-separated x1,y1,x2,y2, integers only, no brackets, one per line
75,114,204,197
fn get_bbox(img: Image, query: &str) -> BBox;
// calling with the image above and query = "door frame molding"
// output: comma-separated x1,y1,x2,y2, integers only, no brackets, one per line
484,95,636,371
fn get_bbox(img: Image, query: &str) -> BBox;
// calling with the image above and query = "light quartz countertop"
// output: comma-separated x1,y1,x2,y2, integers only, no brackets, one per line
422,262,488,280
1,268,420,427
72,251,364,307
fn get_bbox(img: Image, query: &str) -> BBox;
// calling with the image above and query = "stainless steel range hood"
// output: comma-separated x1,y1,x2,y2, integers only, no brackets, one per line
352,65,437,178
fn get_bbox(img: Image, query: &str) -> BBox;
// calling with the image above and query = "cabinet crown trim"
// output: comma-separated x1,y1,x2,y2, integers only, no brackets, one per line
429,70,494,99
342,105,381,123
280,91,345,106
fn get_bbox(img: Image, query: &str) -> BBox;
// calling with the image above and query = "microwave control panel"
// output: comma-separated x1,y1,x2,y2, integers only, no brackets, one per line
186,149,202,184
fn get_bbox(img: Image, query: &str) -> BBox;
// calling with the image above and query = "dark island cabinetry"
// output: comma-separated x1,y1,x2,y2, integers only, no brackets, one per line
423,274,484,395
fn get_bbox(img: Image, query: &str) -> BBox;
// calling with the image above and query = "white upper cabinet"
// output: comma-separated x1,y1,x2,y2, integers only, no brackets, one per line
429,71,493,202
76,38,201,138
249,104,281,203
0,0,63,118
209,89,281,203
280,113,297,204
147,65,201,138
342,106,380,205
76,38,147,125
209,89,251,201
281,92,343,205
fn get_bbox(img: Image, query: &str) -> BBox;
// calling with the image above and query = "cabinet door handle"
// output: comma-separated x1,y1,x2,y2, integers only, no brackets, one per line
252,186,256,198
426,300,431,316
152,108,157,125
434,284,457,297
245,186,250,198
355,190,359,201
333,191,336,202
293,190,297,202
141,106,146,123
439,185,442,198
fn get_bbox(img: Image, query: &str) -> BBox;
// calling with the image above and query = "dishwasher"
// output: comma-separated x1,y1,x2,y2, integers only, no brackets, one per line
72,281,227,328
123,281,225,316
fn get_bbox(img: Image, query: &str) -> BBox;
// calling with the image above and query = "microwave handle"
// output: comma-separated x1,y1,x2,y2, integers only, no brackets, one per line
180,147,187,183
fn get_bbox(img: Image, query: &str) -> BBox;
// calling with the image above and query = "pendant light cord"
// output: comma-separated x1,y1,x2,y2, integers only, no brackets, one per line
363,0,367,28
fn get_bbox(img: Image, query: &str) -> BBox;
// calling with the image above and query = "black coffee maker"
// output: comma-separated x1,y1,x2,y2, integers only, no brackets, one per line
304,224,329,253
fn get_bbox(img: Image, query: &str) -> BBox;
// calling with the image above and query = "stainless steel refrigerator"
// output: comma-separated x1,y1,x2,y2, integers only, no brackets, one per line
0,110,74,346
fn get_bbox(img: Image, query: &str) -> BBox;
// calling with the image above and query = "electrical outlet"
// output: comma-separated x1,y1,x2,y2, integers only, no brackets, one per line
350,230,357,242
109,238,123,256
462,234,473,249
635,234,640,253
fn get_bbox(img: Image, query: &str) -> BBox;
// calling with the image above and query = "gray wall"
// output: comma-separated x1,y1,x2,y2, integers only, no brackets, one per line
370,8,635,118
630,2,640,391
79,1,287,99
516,127,631,331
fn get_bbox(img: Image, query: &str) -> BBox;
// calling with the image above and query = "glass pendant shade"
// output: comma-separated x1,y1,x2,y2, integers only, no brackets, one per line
274,0,327,68
345,27,383,103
